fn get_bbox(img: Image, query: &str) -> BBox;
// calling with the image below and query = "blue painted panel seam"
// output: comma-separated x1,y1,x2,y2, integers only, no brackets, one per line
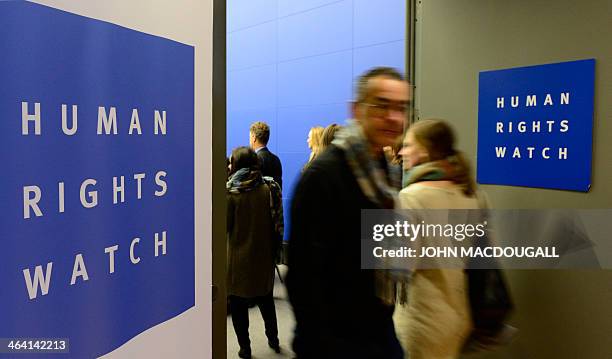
228,62,277,74
351,0,354,94
277,101,348,110
353,38,406,51
275,0,279,154
277,48,353,66
229,0,347,34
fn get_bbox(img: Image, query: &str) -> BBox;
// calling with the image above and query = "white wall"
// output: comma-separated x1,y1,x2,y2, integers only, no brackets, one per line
30,1,214,358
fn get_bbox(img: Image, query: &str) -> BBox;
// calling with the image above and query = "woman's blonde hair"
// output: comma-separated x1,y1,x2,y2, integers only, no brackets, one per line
409,119,476,195
308,126,324,162
321,123,341,149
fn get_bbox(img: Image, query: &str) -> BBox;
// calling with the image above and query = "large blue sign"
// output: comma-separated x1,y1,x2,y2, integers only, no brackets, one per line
477,59,595,192
0,2,195,358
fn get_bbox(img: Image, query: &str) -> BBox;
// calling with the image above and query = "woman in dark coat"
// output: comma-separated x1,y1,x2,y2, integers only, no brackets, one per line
227,146,284,359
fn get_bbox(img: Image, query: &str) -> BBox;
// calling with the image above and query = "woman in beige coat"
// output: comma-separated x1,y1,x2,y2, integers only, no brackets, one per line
393,119,485,359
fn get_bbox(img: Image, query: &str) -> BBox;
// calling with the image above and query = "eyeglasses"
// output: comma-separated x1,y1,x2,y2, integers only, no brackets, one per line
362,101,409,116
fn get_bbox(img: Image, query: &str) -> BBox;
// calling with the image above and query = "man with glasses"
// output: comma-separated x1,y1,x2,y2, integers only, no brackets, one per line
286,67,410,358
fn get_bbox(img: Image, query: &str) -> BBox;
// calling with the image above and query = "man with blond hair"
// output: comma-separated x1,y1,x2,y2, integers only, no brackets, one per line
249,121,283,189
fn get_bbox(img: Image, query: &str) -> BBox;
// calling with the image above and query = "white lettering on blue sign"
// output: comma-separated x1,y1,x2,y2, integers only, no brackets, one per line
129,109,142,135
495,146,569,160
130,238,141,264
105,245,119,274
70,254,89,285
20,102,168,135
98,106,118,135
61,104,78,135
495,92,570,109
495,120,570,134
21,102,41,135
154,110,166,135
22,231,168,300
22,263,53,300
22,170,168,219
492,89,573,162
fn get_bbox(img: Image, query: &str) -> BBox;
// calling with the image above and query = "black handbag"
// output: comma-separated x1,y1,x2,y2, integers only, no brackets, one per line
467,267,513,330
462,202,515,353
462,265,516,352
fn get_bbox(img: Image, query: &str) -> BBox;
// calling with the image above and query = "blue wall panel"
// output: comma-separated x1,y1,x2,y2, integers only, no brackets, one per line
353,40,406,77
228,0,405,240
278,1,352,61
278,152,313,200
228,22,277,71
278,51,353,107
278,0,343,17
228,0,278,32
353,0,406,47
227,65,277,111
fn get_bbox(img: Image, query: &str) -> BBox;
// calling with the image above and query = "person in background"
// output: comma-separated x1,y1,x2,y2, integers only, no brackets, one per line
287,67,410,358
227,146,284,359
320,123,341,151
383,134,404,167
250,121,283,189
306,126,324,166
393,119,483,359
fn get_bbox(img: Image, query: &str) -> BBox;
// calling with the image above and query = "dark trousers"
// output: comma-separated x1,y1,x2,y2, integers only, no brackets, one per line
292,316,403,359
229,291,279,350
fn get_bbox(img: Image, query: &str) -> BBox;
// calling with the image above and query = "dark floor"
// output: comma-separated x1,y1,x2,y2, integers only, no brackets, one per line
227,265,295,359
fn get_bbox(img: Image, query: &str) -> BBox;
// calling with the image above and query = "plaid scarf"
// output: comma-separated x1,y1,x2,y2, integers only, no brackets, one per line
332,121,405,305
227,168,284,241
332,120,401,209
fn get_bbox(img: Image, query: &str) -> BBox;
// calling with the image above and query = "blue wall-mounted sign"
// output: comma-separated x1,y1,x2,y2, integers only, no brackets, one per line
477,59,595,192
0,2,194,358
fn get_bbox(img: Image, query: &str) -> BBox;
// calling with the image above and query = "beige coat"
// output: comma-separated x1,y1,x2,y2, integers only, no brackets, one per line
394,182,482,359
227,184,275,298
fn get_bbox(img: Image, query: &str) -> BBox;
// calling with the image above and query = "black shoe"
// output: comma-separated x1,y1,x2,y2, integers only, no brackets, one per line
268,340,281,353
238,347,251,359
